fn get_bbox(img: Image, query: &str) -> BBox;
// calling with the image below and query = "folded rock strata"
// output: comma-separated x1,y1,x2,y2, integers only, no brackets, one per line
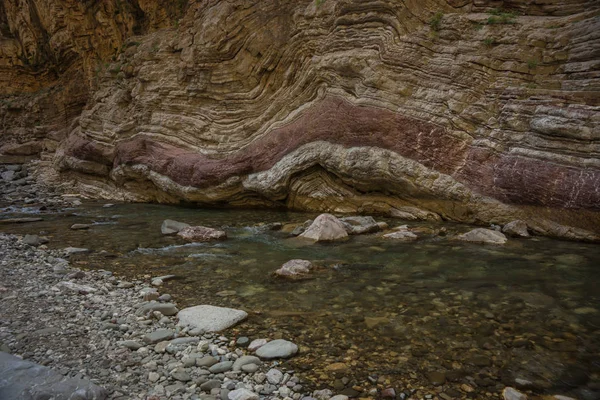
0,0,599,241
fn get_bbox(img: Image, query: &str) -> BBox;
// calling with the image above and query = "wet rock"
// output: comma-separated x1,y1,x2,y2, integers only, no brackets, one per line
364,316,389,329
64,247,90,255
427,371,446,385
511,292,555,308
314,389,333,399
177,305,247,332
339,216,381,235
503,387,528,400
255,339,298,359
201,380,222,392
0,352,107,399
161,219,191,234
383,230,418,241
228,388,259,400
170,367,191,382
274,259,312,278
502,220,530,237
241,364,258,373
209,361,234,373
232,355,261,371
236,336,250,347
330,396,349,400
143,329,174,344
70,224,91,230
151,274,176,286
468,355,492,367
266,368,283,384
0,217,43,224
457,228,508,245
248,338,268,351
196,356,219,368
558,368,590,387
22,234,48,246
299,214,348,242
289,220,313,236
1,170,15,181
177,226,227,241
119,340,143,350
55,281,97,294
136,302,179,316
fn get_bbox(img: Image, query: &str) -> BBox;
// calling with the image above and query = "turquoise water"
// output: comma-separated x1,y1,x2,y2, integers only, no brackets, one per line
2,202,599,398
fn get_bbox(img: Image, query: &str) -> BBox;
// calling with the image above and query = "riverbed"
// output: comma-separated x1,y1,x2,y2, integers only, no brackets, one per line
1,200,599,399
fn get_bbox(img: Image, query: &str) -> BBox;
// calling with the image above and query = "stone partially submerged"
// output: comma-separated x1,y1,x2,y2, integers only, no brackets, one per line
161,219,190,234
299,214,348,242
177,305,247,332
177,226,227,242
457,228,508,245
0,351,107,399
383,230,418,241
274,259,312,278
339,216,381,235
502,220,530,237
255,339,298,359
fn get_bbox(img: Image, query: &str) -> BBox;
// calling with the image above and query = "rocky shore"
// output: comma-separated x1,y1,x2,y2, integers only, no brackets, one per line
0,232,309,400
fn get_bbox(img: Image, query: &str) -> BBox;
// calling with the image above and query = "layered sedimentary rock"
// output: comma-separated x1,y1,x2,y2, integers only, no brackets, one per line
1,0,599,240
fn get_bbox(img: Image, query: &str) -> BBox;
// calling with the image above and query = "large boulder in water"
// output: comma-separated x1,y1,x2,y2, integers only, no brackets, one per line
177,305,247,332
0,351,108,399
299,214,348,242
457,228,507,245
177,226,227,241
161,219,191,234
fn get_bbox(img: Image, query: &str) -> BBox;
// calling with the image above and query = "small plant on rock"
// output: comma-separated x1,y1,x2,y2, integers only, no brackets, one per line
487,8,517,25
483,37,496,47
429,12,443,32
527,59,538,69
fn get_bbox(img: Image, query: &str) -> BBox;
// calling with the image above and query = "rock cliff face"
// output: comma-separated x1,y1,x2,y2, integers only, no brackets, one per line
1,0,599,240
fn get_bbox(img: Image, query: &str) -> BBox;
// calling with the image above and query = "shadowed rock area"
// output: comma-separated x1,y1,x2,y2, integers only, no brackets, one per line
0,0,599,242
0,351,107,399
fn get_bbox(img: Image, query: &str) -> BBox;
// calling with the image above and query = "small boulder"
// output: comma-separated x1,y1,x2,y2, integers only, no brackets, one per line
383,230,418,241
255,339,298,359
177,305,247,332
274,259,312,278
339,216,381,235
70,224,90,230
503,387,528,400
299,214,348,242
457,228,507,245
161,219,191,235
22,234,48,246
502,220,530,237
177,226,227,242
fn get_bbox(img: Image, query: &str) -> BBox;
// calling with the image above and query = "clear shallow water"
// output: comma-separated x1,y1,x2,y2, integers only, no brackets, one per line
1,202,599,398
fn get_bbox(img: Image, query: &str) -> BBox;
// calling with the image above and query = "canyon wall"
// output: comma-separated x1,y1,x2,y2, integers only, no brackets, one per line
1,0,599,240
